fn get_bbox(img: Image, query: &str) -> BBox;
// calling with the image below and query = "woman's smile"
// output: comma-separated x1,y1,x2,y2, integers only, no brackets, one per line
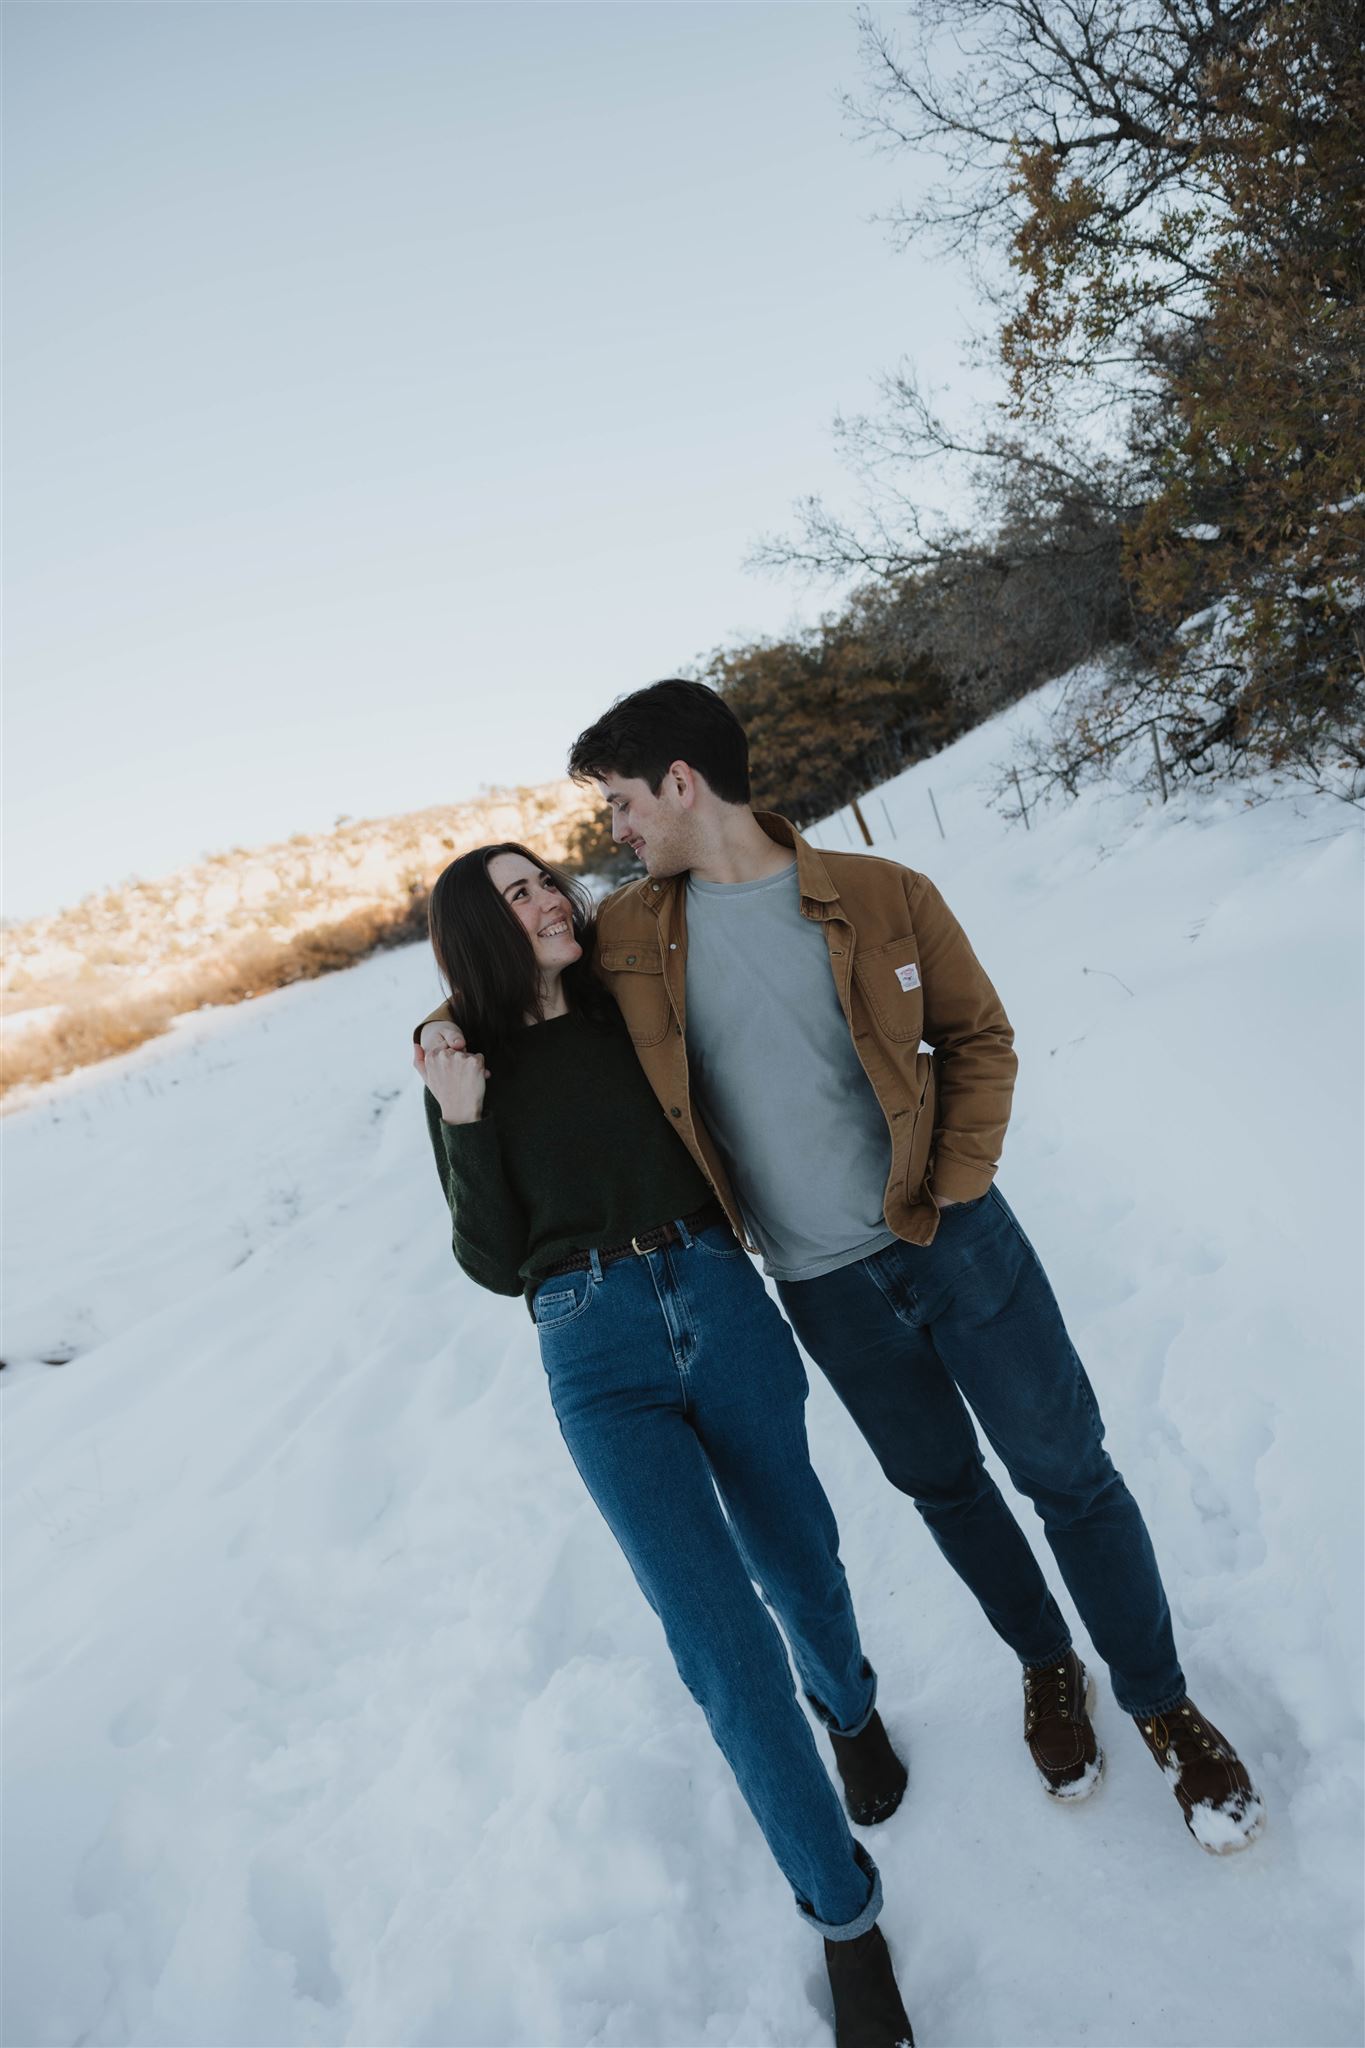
484,851,584,976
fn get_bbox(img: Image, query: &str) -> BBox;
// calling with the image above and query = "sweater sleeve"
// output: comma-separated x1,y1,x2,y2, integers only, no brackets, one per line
422,1086,529,1298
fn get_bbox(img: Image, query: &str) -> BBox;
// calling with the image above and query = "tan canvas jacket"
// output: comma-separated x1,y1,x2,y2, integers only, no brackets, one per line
416,813,1018,1251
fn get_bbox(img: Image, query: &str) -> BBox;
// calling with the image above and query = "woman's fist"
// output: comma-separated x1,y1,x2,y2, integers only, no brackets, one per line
413,1022,489,1125
420,1042,488,1125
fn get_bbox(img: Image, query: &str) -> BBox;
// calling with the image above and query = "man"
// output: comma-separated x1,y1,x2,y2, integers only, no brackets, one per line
416,678,1262,1859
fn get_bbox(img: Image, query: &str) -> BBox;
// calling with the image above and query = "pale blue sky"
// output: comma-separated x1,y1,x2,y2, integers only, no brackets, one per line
5,2,993,921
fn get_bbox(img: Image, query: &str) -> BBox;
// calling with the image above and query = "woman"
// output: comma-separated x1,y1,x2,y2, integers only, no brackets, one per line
413,842,915,2048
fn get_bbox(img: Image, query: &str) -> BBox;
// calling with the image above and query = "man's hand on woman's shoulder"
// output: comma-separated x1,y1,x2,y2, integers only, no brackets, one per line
416,1021,465,1056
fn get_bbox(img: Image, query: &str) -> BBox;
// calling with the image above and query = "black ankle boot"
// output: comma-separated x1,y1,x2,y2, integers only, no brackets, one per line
828,1711,908,1825
824,1924,915,2048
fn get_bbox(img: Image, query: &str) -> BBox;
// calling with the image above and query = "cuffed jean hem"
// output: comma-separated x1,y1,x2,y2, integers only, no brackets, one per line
805,1658,879,1740
799,1842,882,1942
1018,1636,1074,1675
1120,1678,1189,1719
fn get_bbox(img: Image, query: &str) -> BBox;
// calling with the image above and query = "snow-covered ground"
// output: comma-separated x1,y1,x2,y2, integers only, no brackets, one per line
6,678,1363,2048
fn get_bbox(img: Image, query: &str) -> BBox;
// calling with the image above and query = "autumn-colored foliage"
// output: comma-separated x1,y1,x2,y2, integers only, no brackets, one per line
770,0,1365,799
1121,3,1364,778
996,0,1363,781
691,623,956,828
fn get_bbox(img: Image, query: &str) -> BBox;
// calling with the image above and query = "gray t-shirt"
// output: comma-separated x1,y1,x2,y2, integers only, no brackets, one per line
684,861,898,1281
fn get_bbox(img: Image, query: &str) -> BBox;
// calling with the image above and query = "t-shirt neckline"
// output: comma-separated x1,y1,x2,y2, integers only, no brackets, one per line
687,858,798,899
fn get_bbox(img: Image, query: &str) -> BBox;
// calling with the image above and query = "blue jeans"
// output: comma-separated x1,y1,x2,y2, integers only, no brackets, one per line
532,1217,881,1939
777,1185,1186,1718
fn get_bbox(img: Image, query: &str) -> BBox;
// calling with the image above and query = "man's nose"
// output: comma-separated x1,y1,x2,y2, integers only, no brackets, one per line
611,813,628,842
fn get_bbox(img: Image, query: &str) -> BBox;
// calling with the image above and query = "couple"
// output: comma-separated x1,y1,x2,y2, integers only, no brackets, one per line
413,679,1263,2048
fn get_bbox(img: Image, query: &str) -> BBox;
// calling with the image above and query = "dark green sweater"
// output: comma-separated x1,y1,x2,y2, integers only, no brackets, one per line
422,1002,713,1300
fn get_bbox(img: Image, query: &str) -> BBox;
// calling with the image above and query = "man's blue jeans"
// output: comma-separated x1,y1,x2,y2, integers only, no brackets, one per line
532,1218,881,1939
777,1185,1187,1718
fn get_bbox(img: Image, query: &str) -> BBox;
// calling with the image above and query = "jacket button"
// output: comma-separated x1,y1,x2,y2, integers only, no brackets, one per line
626,954,637,964
670,1107,682,1118
669,942,677,950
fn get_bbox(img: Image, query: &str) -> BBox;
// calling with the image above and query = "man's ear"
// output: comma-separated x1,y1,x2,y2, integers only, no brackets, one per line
665,759,701,809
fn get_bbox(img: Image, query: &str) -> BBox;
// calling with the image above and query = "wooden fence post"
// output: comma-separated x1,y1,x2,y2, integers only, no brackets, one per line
1150,719,1169,803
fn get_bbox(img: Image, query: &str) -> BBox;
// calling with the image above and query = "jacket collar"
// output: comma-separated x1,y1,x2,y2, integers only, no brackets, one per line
630,811,841,916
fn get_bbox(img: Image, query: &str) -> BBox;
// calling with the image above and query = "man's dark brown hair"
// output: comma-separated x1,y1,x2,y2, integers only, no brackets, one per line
567,679,751,805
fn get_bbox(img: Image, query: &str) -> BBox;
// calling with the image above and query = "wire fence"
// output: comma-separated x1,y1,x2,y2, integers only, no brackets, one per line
804,717,1174,855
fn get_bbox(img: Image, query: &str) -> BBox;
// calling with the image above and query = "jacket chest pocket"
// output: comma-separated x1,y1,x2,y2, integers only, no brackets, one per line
598,943,672,1048
852,937,925,1043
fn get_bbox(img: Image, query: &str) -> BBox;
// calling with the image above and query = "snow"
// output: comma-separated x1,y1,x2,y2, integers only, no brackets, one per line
5,673,1364,2047
1182,1784,1267,1856
1045,1751,1103,1801
2,1004,66,1039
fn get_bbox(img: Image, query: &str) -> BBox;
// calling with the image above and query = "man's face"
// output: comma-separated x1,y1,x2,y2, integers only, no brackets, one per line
596,769,697,879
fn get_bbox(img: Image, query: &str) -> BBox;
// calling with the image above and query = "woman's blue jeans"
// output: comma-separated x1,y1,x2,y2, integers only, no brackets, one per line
532,1217,881,1939
777,1184,1186,1718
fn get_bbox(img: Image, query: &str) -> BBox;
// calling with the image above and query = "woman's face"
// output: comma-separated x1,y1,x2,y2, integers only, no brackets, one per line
485,852,583,977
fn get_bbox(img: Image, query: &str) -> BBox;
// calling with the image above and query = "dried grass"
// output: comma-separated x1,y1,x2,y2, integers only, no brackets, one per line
2,898,429,1103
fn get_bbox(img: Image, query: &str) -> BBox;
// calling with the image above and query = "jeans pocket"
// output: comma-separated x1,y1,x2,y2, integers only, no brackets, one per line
692,1221,745,1258
532,1269,596,1328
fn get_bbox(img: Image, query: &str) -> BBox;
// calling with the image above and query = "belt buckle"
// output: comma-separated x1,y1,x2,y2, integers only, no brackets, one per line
631,1226,665,1256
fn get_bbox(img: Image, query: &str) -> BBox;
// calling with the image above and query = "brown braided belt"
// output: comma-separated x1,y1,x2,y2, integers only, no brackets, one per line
537,1196,731,1279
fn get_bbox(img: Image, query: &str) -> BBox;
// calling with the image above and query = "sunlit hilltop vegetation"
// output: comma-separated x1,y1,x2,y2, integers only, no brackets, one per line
1,779,599,1101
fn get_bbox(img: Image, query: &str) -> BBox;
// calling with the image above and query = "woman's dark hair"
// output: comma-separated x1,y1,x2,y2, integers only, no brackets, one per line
426,842,612,1054
567,678,751,805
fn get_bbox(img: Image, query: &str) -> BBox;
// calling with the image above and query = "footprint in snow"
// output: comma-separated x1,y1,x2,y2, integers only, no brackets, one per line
108,1694,158,1749
248,1851,344,2009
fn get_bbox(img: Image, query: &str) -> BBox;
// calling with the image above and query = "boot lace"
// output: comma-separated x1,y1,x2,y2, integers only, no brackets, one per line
1143,1704,1231,1766
1023,1660,1074,1736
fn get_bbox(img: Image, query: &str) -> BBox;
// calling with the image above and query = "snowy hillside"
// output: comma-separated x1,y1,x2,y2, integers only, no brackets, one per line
6,676,1363,2048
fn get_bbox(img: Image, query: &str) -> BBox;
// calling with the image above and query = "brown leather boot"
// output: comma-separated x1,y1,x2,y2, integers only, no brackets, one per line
1022,1649,1103,1799
823,1924,915,2048
828,1711,908,1826
1133,1697,1265,1852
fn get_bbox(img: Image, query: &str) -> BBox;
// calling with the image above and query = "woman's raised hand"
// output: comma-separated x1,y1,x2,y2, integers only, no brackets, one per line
413,1021,489,1125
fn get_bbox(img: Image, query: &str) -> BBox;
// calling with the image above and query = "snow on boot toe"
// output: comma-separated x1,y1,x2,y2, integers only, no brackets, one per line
1134,1697,1265,1852
1186,1787,1267,1854
1023,1650,1103,1800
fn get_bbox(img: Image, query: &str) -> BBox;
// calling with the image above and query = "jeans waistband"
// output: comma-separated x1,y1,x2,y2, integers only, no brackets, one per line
538,1196,729,1279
